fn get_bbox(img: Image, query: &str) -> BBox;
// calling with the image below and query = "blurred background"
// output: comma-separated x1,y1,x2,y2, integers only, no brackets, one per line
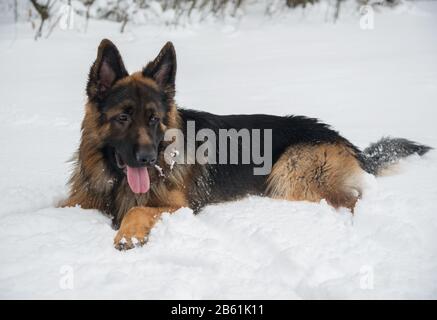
2,0,405,39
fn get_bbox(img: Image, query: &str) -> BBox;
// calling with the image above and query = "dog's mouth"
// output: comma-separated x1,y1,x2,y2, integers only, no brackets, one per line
114,151,150,194
114,151,127,171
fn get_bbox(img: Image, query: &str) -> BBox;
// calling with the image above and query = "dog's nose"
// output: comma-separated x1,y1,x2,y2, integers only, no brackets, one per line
135,148,157,166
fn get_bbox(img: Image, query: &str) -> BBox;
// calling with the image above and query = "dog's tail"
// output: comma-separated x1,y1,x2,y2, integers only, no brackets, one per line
360,137,432,176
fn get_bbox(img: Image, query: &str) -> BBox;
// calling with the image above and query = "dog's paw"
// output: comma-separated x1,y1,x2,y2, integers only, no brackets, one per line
114,234,148,251
113,207,157,251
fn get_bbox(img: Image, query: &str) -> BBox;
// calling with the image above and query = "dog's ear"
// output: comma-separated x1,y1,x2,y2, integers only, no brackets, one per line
142,42,176,96
87,39,128,101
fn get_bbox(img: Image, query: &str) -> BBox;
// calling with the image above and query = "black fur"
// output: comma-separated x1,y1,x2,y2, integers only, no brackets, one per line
361,137,432,175
67,40,434,250
177,109,432,211
179,109,359,211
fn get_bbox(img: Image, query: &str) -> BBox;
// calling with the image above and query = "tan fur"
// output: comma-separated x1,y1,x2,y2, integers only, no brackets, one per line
113,206,179,250
113,72,160,89
68,40,372,252
61,103,115,212
137,127,152,145
62,72,187,227
165,101,181,130
63,111,190,224
103,100,135,119
266,143,364,210
114,73,181,129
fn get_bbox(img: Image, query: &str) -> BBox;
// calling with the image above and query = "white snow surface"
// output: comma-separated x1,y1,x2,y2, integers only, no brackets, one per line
0,1,437,299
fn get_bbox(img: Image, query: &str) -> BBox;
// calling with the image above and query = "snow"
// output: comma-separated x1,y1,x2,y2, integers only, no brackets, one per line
1,1,437,299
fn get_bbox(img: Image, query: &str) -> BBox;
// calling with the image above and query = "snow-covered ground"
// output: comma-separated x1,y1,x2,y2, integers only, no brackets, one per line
1,1,436,299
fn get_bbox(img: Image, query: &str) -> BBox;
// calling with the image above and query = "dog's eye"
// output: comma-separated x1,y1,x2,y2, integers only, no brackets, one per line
117,113,130,122
149,115,160,124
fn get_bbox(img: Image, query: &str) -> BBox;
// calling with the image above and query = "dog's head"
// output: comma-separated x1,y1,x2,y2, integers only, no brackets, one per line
85,39,178,194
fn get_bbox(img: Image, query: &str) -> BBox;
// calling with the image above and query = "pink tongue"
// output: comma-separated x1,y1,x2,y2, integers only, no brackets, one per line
126,166,150,194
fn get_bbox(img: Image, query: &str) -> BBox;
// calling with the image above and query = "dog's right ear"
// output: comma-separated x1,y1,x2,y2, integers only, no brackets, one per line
87,39,128,101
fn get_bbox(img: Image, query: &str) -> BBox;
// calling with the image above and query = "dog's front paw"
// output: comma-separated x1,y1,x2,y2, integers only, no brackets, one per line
114,233,149,250
113,207,158,250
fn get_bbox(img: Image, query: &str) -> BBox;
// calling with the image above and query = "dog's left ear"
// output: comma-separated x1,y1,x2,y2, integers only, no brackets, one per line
143,42,177,96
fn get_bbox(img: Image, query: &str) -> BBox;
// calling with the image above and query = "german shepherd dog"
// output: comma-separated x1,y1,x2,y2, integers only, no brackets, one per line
63,39,431,250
